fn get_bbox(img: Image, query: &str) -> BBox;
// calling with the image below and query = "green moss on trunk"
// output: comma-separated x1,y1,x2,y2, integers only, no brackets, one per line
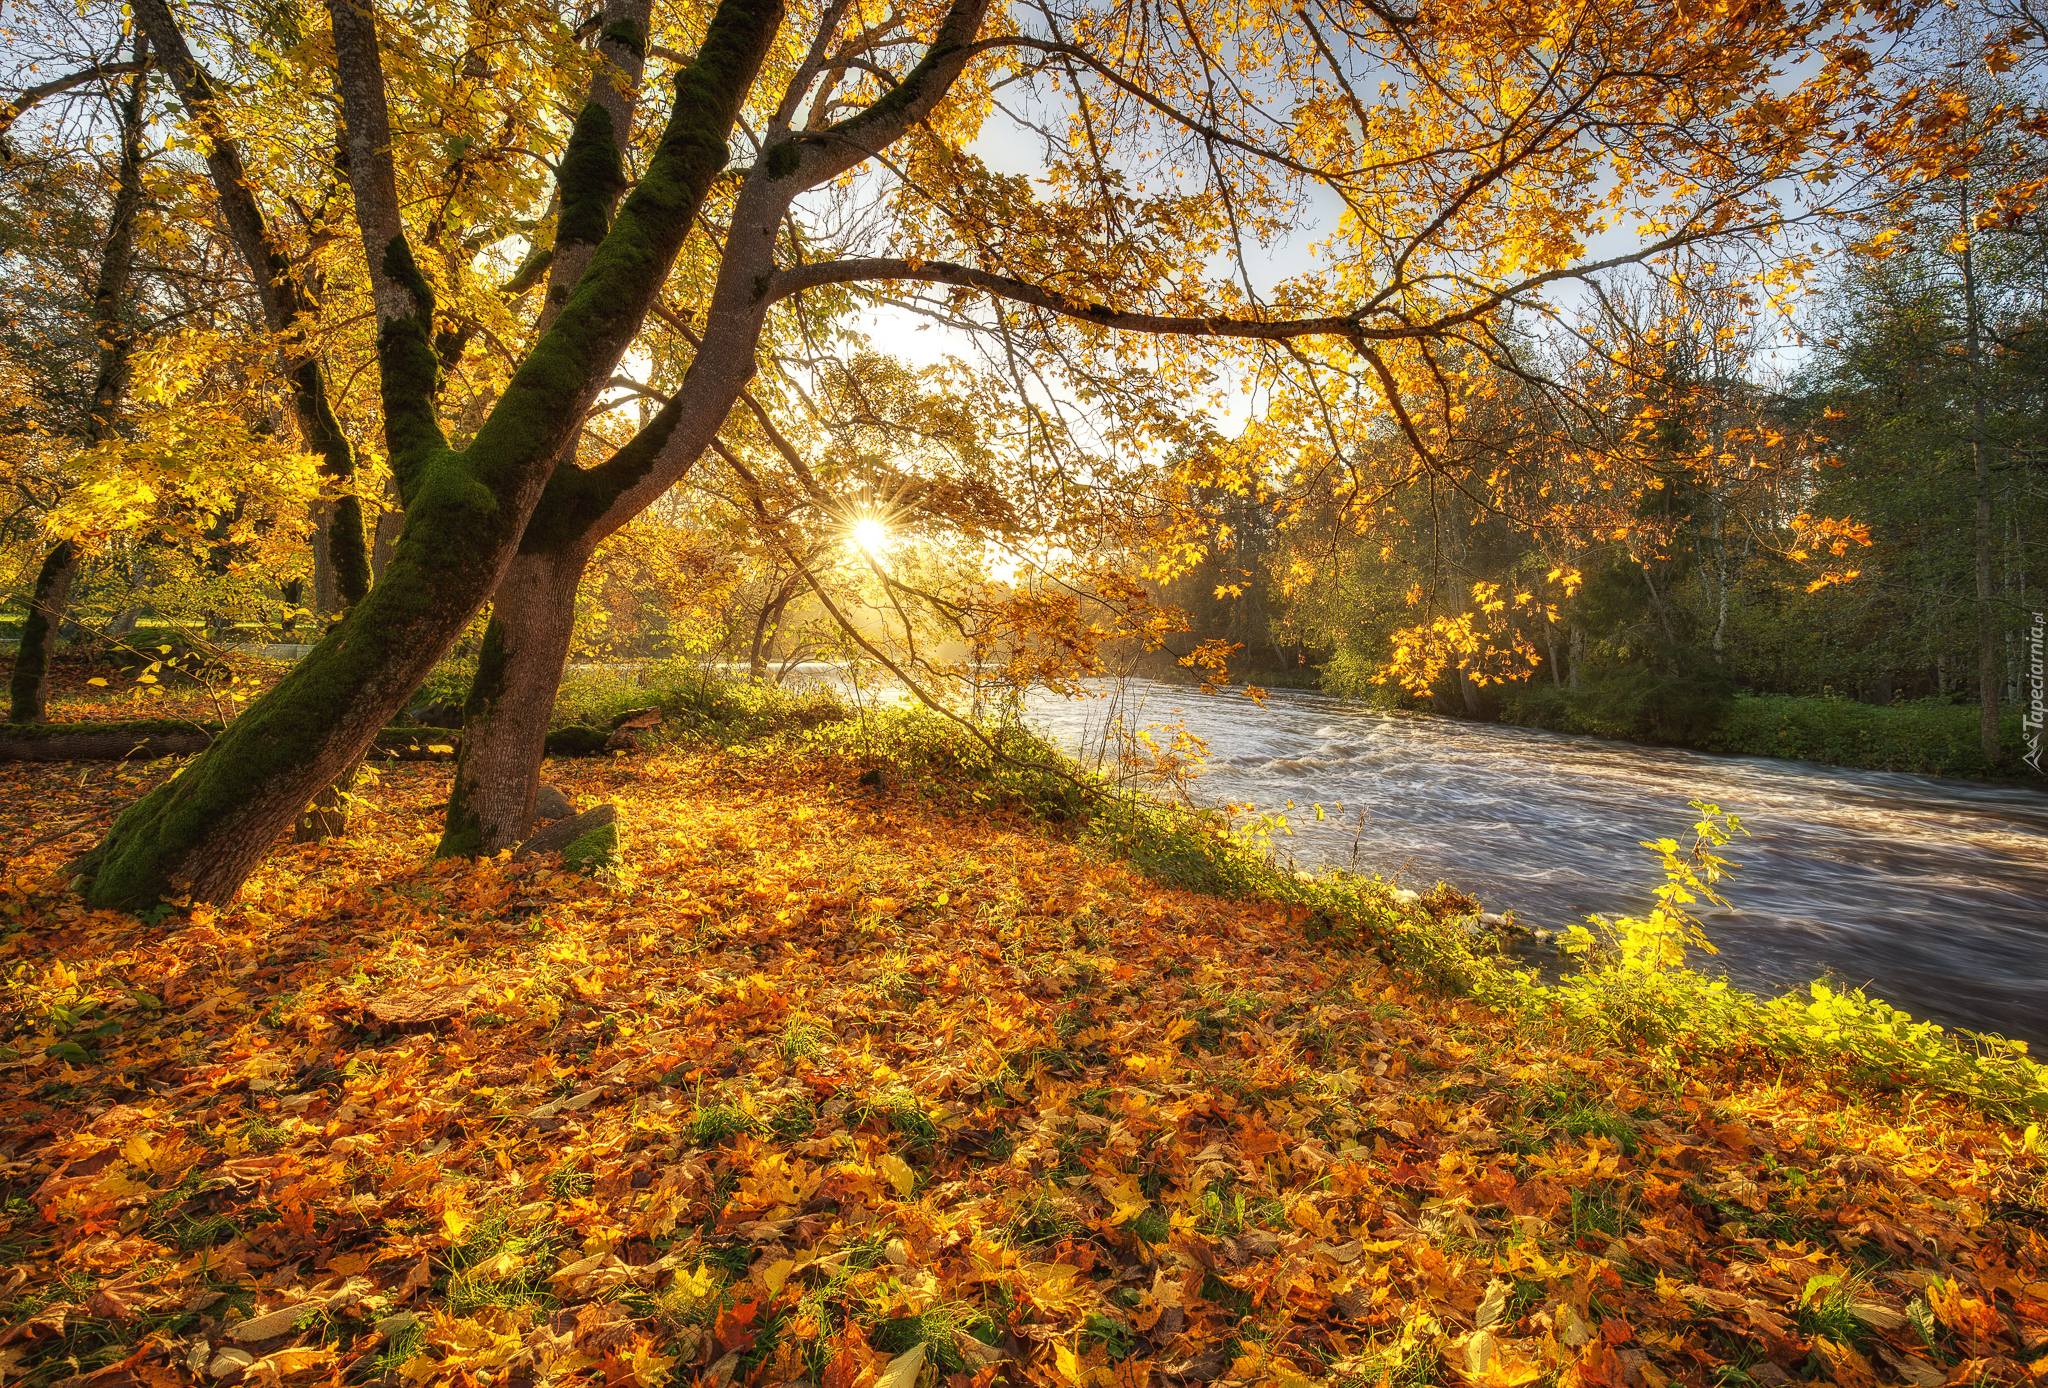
555,103,623,247
544,725,611,756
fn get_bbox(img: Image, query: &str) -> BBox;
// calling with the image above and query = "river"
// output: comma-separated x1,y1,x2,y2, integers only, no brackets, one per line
1017,679,2048,1047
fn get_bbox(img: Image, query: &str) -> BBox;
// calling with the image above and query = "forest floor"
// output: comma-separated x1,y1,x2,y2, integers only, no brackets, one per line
1,734,2046,1388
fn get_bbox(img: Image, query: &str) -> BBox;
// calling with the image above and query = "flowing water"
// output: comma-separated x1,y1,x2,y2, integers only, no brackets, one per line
1018,679,2048,1046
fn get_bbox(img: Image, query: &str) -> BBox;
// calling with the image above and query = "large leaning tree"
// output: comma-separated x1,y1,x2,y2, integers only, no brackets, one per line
70,0,1926,907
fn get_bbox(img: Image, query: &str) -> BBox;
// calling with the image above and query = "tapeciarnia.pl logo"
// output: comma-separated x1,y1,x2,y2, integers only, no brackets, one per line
2027,610,2046,773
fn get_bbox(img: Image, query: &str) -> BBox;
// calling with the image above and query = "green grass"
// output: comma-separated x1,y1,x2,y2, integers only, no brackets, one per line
686,1104,759,1147
1506,683,2042,783
551,659,846,747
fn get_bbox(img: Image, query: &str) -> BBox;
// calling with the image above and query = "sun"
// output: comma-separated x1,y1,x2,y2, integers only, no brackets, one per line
851,516,890,552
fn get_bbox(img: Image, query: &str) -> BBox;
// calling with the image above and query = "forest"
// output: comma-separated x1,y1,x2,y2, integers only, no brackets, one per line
2,0,2047,1384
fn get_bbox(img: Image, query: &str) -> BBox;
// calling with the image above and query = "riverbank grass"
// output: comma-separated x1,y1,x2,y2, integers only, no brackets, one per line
1506,682,2043,783
1,707,2044,1386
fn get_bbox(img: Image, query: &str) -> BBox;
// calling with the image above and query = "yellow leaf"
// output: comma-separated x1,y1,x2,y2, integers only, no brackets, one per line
877,1152,916,1200
877,1343,926,1388
673,1262,717,1298
251,1346,335,1383
627,1337,676,1388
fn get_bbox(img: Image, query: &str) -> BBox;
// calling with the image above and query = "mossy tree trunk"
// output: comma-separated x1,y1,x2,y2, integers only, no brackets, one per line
73,0,788,910
440,0,996,859
4,55,150,723
439,0,654,856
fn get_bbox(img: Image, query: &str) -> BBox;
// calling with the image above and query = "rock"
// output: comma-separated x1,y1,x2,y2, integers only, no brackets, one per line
1391,888,1422,909
562,820,621,873
516,804,619,861
533,784,572,820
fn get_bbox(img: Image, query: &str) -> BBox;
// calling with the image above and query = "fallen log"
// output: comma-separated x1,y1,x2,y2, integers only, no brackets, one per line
0,721,462,762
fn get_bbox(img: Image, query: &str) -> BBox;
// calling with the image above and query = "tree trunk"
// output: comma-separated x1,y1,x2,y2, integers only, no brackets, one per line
371,496,403,581
9,541,81,723
441,549,588,856
438,0,996,861
1961,183,2000,766
310,500,339,616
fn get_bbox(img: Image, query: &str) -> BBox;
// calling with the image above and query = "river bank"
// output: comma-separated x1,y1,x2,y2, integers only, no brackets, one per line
1021,679,2048,1049
1501,684,2046,787
3,714,2046,1386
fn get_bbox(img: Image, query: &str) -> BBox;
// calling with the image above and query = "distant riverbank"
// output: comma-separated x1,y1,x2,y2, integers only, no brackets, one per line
1502,683,2045,785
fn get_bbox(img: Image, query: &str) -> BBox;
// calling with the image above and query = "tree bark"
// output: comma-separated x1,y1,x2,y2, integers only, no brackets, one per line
441,548,588,854
371,496,403,580
73,0,788,909
293,760,358,841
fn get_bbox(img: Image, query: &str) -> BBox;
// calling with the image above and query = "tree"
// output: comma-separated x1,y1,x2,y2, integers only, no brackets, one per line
71,0,1928,906
5,49,150,721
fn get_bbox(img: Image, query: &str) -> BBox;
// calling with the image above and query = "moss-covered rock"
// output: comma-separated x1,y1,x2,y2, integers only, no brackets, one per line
544,725,611,757
561,821,621,873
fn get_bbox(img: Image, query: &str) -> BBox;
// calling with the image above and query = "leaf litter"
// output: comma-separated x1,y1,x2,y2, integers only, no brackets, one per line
1,740,2045,1388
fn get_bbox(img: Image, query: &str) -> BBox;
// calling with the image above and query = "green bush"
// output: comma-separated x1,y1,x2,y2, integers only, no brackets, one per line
1700,694,2033,778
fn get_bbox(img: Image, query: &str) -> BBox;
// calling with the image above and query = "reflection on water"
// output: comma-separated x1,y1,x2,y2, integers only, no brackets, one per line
1021,679,2048,1047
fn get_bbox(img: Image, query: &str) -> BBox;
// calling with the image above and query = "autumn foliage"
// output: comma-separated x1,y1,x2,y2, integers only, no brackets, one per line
3,728,2045,1386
